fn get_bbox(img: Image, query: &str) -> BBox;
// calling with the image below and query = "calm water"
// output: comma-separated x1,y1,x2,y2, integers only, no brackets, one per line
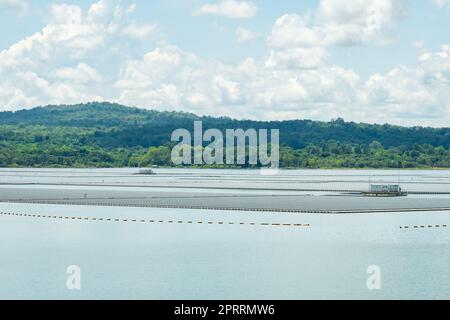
0,169,449,300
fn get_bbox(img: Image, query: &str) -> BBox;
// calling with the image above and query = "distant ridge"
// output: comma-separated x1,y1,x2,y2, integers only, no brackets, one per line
1,102,449,149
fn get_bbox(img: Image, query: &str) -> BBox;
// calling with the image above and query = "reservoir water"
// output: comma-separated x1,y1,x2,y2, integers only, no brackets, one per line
0,169,449,299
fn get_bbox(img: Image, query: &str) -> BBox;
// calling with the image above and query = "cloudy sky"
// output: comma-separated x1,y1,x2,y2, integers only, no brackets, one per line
0,0,449,126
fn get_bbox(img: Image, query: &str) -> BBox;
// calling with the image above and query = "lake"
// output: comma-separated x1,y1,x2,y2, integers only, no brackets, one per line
0,169,449,300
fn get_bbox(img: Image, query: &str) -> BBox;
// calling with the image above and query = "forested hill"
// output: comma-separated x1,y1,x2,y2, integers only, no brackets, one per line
1,102,449,149
0,102,449,168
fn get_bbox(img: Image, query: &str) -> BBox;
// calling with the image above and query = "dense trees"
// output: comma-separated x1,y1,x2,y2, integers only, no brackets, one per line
0,103,449,168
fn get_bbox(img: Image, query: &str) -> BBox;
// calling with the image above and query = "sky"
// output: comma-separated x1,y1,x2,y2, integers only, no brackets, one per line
0,0,449,127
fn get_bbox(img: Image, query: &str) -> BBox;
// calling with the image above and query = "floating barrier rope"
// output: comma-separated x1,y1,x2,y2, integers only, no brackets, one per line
400,224,447,230
0,212,310,229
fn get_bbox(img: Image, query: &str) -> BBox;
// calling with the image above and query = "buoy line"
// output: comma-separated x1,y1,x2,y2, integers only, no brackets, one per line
0,200,334,213
399,224,448,230
0,212,310,229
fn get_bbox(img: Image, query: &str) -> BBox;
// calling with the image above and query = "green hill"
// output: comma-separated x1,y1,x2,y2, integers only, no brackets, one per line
0,102,449,168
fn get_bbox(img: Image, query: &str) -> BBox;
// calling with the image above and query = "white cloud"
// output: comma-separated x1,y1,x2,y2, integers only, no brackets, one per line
319,0,407,46
114,46,360,119
196,0,257,19
264,0,409,96
121,22,156,39
268,14,323,48
434,0,450,8
265,48,328,70
268,0,407,49
49,3,83,25
0,0,28,14
115,47,182,90
0,0,154,109
52,63,103,83
362,45,450,124
10,70,103,108
0,0,449,127
236,27,258,43
87,0,108,17
111,43,450,127
0,2,109,72
0,83,34,111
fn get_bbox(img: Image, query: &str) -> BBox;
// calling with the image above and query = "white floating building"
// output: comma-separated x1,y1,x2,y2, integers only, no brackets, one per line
370,184,402,193
362,184,406,197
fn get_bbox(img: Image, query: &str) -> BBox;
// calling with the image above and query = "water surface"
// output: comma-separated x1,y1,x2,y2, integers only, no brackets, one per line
0,169,449,300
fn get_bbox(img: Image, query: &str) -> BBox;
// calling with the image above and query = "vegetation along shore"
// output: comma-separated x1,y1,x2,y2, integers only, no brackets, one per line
1,102,449,169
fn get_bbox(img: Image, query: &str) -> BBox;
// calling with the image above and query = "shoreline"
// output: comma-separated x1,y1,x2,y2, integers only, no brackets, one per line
0,166,450,171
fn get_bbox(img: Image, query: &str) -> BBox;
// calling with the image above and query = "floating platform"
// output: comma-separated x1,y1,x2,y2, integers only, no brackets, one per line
1,186,448,213
135,169,156,175
362,191,408,197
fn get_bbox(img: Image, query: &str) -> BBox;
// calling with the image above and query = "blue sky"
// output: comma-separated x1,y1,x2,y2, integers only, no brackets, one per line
0,0,449,126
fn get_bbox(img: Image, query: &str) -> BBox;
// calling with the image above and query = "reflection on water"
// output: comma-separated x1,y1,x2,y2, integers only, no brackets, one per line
1,168,450,192
0,203,449,300
0,169,449,300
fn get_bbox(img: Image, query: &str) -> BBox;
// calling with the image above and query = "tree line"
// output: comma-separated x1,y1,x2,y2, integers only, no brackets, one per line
0,103,449,168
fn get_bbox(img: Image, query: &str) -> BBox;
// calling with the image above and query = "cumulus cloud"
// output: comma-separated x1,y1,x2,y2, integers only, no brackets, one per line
434,0,450,8
268,0,406,49
361,45,450,124
115,47,182,90
268,14,323,49
110,43,450,127
0,0,156,109
265,48,328,70
52,63,103,83
0,0,449,127
121,22,156,39
195,0,257,19
236,27,258,43
319,0,407,46
114,46,360,119
264,0,409,100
